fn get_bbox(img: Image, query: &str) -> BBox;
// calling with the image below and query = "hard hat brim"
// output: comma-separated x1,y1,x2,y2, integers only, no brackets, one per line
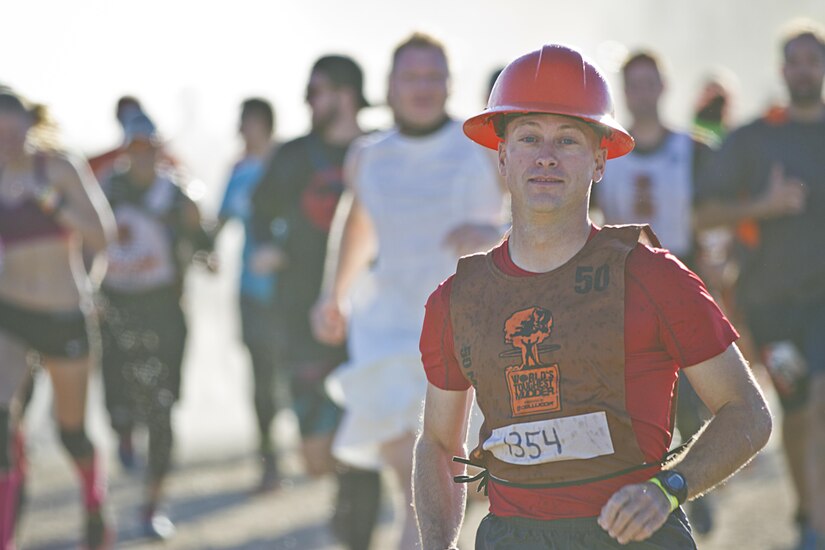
463,108,635,159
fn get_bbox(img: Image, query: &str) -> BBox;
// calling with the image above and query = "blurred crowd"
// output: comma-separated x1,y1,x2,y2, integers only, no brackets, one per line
0,17,823,550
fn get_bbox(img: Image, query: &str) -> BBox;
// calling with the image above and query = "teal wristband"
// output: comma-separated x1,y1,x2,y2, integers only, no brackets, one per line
648,477,679,513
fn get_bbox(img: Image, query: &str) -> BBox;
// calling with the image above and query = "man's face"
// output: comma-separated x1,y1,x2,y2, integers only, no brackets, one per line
623,61,663,121
125,138,159,182
239,113,270,146
116,102,141,130
498,114,606,216
306,71,343,132
388,46,449,130
783,36,825,107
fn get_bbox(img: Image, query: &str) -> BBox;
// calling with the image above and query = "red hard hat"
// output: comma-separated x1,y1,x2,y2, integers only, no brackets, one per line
464,44,634,159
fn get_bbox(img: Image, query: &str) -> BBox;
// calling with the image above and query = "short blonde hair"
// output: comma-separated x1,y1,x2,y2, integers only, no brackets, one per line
391,32,449,73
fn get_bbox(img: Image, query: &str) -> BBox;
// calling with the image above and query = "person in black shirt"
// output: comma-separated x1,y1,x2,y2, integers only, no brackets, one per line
696,23,825,549
251,55,380,550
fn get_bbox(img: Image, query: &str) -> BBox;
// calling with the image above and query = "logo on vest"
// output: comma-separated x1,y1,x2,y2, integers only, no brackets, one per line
501,306,561,417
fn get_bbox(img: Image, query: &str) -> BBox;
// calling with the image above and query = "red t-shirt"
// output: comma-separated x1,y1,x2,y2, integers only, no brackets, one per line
420,226,738,520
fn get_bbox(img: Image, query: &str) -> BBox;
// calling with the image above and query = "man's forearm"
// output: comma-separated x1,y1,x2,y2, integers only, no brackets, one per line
693,198,765,230
324,192,376,301
671,390,772,500
414,435,467,549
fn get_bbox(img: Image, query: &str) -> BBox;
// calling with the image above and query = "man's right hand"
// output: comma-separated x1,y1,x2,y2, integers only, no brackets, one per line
755,163,807,219
598,481,673,545
250,245,287,274
311,294,348,345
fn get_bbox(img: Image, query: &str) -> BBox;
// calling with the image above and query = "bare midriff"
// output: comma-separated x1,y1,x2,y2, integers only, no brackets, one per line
0,235,88,311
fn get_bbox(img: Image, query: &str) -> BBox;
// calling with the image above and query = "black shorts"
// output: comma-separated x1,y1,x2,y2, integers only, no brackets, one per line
99,286,187,402
746,296,825,411
289,360,342,437
476,509,695,550
0,297,90,359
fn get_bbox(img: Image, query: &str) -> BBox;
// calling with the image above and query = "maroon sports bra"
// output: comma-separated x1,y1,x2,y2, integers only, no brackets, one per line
0,154,69,245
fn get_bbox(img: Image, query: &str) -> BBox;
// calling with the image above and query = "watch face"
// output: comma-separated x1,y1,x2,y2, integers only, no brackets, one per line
665,472,686,491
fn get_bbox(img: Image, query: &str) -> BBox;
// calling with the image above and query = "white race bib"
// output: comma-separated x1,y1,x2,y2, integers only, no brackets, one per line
482,411,614,466
104,204,177,292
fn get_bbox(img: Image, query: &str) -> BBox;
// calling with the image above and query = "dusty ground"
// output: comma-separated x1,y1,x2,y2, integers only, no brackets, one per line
14,379,802,550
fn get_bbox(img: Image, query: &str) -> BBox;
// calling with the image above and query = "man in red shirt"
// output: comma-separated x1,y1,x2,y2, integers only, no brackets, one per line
413,44,773,549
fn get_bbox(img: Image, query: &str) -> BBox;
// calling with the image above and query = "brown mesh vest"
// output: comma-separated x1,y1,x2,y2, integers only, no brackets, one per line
450,225,659,485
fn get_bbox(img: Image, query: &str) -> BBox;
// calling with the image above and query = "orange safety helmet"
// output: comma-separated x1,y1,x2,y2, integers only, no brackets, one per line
464,44,634,159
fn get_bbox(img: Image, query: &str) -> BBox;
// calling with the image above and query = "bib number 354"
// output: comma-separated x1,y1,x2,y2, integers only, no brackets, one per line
483,411,615,466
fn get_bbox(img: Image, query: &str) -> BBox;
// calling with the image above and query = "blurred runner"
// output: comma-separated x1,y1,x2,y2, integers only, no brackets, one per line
312,33,506,549
87,96,142,182
692,73,734,148
0,89,116,549
695,22,825,550
690,74,735,298
97,112,214,540
87,96,179,184
251,55,381,550
214,98,283,492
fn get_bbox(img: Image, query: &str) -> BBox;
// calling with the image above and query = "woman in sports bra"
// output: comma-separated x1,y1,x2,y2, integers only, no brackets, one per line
0,89,116,549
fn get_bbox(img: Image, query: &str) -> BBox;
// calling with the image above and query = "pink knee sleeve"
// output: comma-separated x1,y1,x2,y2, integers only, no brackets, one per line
74,453,106,512
0,470,21,550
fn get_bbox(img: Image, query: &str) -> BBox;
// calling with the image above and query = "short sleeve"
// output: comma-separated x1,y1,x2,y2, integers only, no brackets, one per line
420,276,472,391
218,165,241,219
252,140,299,243
690,138,715,206
694,125,754,205
627,246,739,368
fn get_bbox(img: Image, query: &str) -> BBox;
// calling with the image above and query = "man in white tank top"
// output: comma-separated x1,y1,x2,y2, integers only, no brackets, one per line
593,52,714,266
312,33,506,549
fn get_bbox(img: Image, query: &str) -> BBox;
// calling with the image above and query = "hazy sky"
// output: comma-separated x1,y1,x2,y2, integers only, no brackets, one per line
3,0,823,209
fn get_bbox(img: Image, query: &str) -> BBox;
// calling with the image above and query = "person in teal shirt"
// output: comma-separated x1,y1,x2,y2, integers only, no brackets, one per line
216,98,282,492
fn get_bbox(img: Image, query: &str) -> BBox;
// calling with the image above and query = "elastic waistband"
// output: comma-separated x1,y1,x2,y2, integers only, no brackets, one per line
454,455,668,493
488,513,600,532
487,507,687,532
489,462,661,490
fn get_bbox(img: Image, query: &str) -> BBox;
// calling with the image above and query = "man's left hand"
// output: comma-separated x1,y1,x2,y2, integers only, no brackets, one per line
597,481,673,545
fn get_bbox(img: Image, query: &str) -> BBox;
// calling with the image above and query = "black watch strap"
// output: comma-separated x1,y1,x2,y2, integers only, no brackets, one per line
653,470,688,505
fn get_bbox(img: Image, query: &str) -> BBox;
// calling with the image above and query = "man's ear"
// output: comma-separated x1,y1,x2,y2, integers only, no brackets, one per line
497,141,507,178
592,148,607,183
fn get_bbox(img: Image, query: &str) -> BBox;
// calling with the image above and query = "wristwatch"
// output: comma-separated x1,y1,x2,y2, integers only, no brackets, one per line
652,470,688,506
